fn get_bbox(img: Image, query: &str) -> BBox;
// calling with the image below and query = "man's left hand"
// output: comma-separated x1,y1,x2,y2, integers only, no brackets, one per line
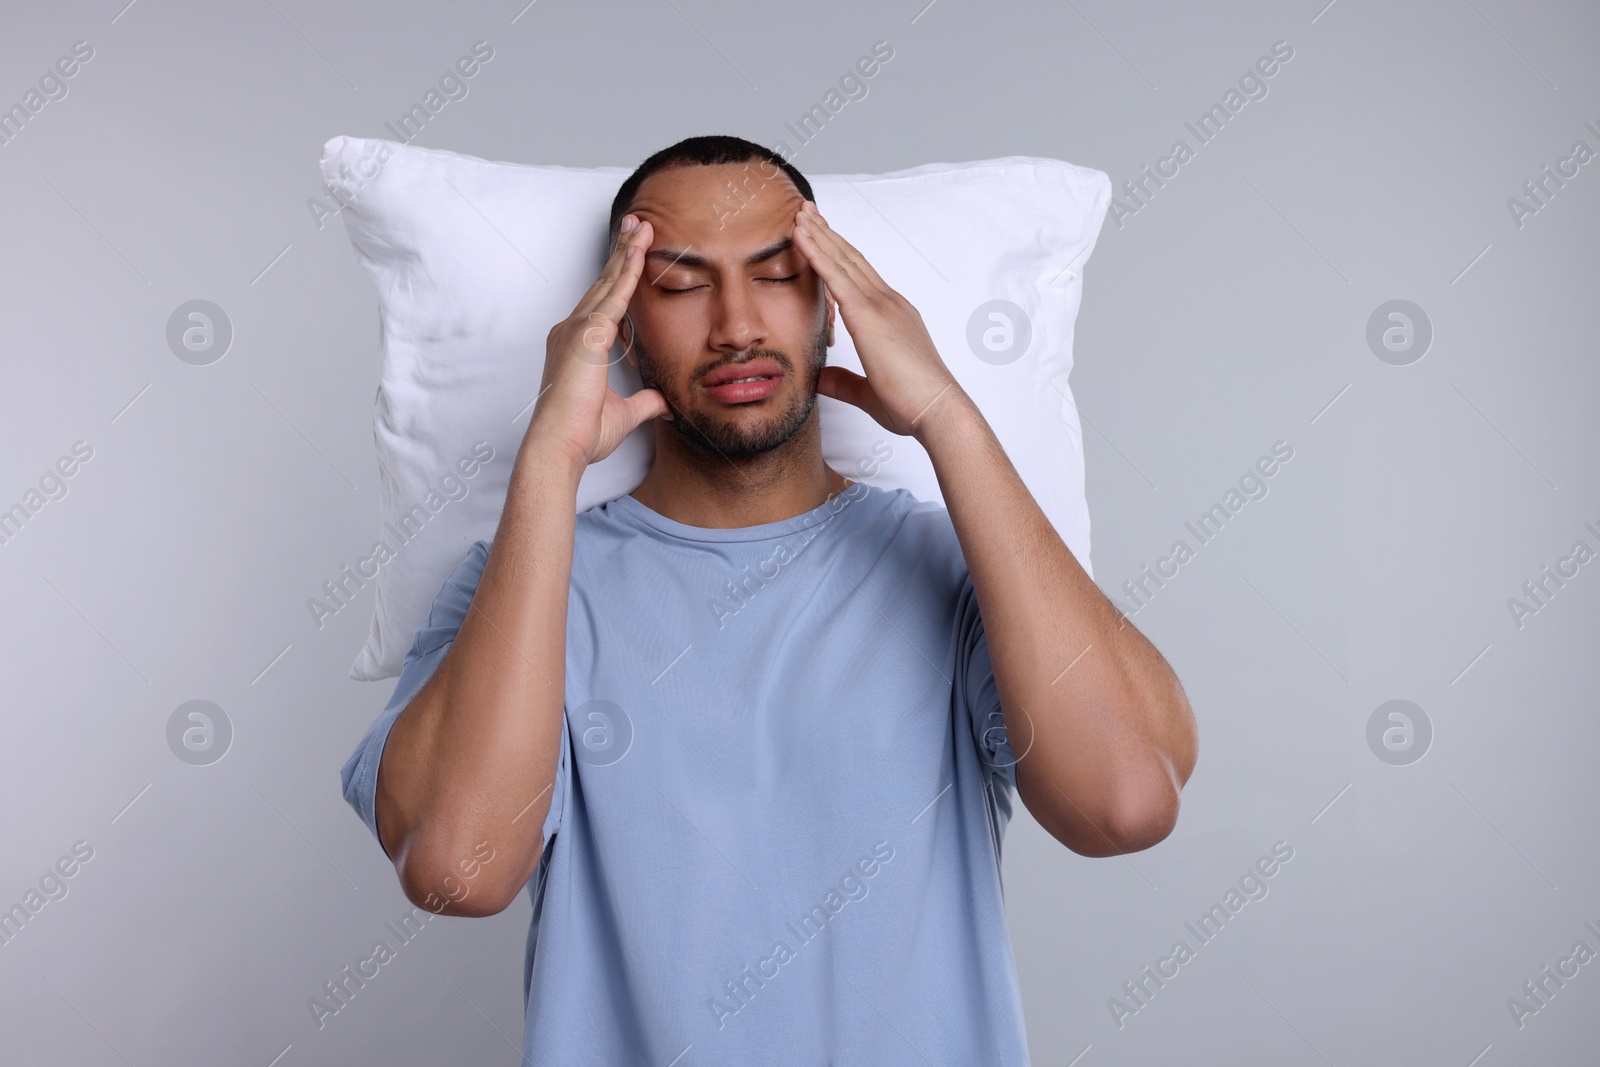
793,201,966,440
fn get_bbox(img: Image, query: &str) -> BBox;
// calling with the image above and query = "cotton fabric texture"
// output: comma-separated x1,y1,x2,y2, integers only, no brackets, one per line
342,483,1032,1064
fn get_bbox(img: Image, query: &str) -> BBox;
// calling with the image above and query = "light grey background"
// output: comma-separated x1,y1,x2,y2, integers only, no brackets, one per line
2,0,1596,1063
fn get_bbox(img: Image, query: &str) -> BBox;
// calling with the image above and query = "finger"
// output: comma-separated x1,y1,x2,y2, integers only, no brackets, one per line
591,242,645,328
582,220,653,326
795,213,886,319
794,213,874,310
580,281,645,357
572,220,636,310
797,203,890,294
582,217,651,310
800,202,881,282
572,216,650,323
573,252,644,360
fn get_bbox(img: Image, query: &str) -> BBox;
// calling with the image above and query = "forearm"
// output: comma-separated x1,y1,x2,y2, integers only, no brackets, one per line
784,198,1195,852
919,390,1196,855
374,432,584,914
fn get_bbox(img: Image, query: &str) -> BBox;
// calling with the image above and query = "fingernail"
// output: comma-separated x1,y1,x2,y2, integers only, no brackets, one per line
622,215,637,233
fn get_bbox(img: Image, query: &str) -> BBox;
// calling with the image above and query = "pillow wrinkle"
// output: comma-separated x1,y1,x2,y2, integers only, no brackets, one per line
323,138,1108,681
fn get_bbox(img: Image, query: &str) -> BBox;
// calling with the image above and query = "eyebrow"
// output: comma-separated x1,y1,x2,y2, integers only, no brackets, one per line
644,236,795,272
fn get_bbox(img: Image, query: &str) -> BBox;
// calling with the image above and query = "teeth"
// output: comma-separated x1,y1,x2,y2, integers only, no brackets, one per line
722,376,767,384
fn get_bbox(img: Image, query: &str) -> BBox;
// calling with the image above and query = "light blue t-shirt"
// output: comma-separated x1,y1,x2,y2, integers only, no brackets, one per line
341,482,1030,1064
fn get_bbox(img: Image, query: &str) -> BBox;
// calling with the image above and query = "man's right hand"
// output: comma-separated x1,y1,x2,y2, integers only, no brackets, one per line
375,214,666,919
526,213,668,469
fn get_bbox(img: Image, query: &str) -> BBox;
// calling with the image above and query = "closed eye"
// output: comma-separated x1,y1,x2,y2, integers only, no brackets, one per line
660,275,799,294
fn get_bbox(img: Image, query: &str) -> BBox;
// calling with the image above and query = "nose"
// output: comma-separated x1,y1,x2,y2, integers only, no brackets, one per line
707,278,766,356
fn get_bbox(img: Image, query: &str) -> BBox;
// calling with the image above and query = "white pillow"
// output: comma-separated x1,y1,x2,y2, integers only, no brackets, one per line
321,137,1109,681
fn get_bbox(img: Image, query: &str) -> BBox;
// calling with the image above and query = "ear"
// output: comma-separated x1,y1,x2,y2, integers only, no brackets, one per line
824,288,836,348
620,313,638,366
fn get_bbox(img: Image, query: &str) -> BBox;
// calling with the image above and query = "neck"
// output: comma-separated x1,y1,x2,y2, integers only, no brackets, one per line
628,413,853,528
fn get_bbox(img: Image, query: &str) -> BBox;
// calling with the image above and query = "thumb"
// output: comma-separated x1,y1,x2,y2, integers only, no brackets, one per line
818,366,908,437
817,366,872,410
624,387,673,429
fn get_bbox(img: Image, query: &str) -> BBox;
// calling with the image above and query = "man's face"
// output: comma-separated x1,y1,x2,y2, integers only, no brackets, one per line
620,163,832,459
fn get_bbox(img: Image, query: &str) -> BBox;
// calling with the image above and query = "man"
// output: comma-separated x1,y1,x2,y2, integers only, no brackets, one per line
342,135,1197,1063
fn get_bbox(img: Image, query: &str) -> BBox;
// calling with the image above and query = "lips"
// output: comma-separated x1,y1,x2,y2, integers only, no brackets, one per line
702,357,785,388
700,357,786,404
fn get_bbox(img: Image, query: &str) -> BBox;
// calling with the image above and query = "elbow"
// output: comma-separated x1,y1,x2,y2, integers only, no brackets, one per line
1098,737,1190,853
1036,681,1197,857
394,831,523,918
1030,767,1184,857
1098,782,1181,854
398,869,516,918
1043,762,1183,858
1057,790,1178,858
1095,683,1198,854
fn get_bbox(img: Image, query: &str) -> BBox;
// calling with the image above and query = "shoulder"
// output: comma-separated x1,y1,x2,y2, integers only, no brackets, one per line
849,484,971,589
865,484,961,551
574,492,641,541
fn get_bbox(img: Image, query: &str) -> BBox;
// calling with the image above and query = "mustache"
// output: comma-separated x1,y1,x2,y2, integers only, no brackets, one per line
697,348,793,381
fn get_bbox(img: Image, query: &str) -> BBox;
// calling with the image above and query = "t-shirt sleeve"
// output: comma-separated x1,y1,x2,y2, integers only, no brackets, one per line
955,574,1019,804
340,539,492,858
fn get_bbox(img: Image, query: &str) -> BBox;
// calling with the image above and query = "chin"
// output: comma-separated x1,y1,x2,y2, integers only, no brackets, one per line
675,386,818,458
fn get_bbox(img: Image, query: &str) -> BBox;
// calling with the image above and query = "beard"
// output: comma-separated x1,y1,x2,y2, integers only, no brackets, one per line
630,320,829,459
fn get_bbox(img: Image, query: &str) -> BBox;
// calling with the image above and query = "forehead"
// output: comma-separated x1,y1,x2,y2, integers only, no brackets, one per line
629,162,805,256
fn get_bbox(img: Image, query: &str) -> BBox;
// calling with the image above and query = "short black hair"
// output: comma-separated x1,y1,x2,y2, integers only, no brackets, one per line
606,135,814,251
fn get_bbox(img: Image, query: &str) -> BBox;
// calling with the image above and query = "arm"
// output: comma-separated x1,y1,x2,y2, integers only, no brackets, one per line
372,214,666,914
792,201,1197,857
920,397,1196,856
